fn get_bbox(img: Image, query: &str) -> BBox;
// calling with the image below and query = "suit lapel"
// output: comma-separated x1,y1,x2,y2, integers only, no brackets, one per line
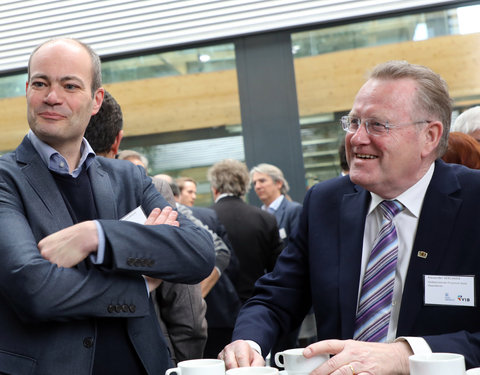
339,187,371,338
275,199,287,228
398,161,462,335
88,160,117,220
17,137,73,231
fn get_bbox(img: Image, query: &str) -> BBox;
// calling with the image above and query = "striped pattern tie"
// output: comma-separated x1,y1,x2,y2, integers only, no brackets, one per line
353,199,404,342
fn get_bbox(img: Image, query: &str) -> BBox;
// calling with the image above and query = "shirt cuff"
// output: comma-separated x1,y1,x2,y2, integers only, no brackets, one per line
396,336,432,355
90,220,106,264
246,340,262,357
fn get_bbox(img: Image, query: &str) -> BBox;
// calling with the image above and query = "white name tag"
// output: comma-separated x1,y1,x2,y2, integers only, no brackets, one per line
279,228,287,239
424,275,476,307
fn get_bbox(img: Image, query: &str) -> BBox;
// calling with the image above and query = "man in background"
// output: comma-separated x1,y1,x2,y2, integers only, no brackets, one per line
451,105,480,142
176,176,197,206
250,163,302,248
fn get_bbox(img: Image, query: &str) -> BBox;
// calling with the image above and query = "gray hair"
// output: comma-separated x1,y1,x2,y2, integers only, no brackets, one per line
249,163,289,195
117,149,149,169
28,37,102,97
368,60,452,157
451,106,480,135
207,159,250,197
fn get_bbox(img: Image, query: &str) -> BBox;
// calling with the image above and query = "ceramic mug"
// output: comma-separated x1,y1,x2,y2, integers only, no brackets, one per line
274,348,328,374
466,368,480,375
165,358,225,375
226,366,278,374
409,353,465,375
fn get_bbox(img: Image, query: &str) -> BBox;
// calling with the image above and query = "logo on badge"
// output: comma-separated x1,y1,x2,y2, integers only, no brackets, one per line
457,295,470,302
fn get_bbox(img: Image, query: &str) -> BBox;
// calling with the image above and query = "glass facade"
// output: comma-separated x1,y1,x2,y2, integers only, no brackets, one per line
1,2,479,203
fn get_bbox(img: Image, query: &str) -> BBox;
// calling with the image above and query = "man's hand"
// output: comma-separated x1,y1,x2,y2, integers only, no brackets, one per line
38,221,98,268
144,206,179,226
200,267,220,298
142,206,179,292
218,340,265,369
304,339,412,375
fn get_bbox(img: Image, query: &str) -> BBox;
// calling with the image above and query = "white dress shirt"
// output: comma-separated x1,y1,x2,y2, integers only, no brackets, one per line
360,163,435,353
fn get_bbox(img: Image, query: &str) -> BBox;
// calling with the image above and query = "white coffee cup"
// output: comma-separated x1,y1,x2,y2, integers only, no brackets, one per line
409,353,465,375
467,368,480,375
274,348,328,374
226,366,279,374
165,358,225,375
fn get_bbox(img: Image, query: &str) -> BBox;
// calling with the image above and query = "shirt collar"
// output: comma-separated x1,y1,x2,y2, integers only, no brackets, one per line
262,194,284,211
28,130,96,178
368,162,435,218
215,193,236,203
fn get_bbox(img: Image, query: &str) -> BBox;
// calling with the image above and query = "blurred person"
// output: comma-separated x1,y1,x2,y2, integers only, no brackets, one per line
0,37,214,374
85,93,209,365
208,159,284,303
250,163,311,366
170,179,241,358
442,131,480,169
219,61,480,373
117,149,149,170
83,90,123,158
250,163,302,248
339,137,350,175
176,176,197,206
451,105,480,142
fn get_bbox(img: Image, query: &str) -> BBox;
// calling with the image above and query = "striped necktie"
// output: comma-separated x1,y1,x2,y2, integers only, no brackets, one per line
353,199,404,342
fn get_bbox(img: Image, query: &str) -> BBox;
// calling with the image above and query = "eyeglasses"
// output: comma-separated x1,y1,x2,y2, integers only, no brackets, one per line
340,116,430,136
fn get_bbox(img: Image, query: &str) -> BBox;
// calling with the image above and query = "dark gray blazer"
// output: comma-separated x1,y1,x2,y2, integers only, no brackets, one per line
0,136,215,375
273,197,302,247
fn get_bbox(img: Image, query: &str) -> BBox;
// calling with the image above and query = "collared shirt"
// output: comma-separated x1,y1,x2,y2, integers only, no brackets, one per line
261,194,284,212
248,163,436,357
215,193,236,203
28,130,95,177
360,162,435,348
28,131,106,263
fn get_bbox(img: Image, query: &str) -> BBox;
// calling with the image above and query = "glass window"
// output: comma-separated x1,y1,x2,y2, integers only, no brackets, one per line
293,3,480,186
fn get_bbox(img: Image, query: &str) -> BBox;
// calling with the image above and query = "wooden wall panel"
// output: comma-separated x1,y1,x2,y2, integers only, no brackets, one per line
1,33,480,152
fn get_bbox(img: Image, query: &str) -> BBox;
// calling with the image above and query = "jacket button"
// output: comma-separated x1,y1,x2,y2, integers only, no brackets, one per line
129,304,136,313
127,257,134,266
115,304,122,313
83,337,94,348
122,304,129,312
107,304,115,313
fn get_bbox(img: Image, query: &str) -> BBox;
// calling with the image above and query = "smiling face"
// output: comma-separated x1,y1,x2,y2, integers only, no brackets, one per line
26,39,103,154
346,78,441,199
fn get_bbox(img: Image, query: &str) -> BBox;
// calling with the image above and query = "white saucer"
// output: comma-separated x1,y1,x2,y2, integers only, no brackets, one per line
278,371,287,375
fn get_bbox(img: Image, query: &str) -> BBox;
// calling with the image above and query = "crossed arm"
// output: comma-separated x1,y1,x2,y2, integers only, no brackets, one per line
38,206,180,292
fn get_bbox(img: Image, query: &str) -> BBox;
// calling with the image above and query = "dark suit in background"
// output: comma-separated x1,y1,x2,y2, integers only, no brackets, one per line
212,195,284,303
272,198,302,249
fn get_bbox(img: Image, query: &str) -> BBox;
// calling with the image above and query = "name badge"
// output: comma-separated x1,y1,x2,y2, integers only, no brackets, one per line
279,228,287,239
424,275,476,307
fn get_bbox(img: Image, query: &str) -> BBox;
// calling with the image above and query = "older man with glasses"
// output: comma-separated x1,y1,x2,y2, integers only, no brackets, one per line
219,60,480,374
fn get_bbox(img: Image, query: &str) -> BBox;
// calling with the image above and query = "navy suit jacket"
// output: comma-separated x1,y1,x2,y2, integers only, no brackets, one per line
233,160,480,368
273,197,302,247
0,137,215,375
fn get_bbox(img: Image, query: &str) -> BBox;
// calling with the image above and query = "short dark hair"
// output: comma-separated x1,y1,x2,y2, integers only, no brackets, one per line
84,91,123,154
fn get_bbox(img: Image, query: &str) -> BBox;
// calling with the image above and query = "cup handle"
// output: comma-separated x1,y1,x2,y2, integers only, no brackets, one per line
274,352,285,368
165,368,180,375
